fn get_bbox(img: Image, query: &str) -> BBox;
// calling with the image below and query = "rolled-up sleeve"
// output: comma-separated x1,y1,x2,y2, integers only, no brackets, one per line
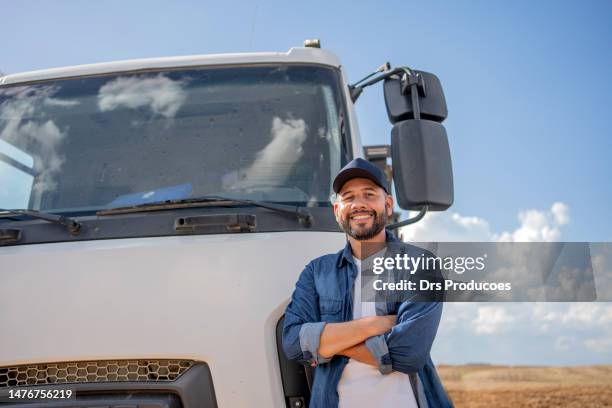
365,334,393,374
372,301,442,375
299,322,331,365
282,263,331,366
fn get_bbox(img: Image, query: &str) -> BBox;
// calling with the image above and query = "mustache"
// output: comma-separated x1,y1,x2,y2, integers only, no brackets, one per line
349,210,376,218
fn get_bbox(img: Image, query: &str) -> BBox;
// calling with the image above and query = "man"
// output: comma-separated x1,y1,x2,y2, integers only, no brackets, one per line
282,158,453,407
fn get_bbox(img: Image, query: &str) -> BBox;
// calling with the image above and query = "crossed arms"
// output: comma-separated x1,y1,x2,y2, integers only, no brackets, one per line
282,262,443,374
317,316,396,366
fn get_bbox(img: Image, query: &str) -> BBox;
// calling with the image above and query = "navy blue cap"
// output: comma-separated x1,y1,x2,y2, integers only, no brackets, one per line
333,158,389,194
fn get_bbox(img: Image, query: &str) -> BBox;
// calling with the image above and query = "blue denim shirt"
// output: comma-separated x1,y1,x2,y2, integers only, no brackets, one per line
282,230,453,408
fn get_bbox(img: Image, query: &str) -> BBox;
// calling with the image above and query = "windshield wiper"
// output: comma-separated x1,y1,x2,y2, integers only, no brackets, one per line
96,195,314,227
0,208,82,235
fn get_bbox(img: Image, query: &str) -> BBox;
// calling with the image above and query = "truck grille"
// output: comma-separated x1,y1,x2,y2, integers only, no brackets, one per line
0,359,193,387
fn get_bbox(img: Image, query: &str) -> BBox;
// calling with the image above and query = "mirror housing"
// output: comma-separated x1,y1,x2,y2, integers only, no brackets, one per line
384,70,448,124
391,119,453,211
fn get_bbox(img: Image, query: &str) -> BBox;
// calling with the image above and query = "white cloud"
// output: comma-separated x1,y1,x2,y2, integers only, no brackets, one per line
497,203,570,242
438,302,474,331
399,212,493,242
531,303,559,331
499,210,555,241
551,202,570,225
579,304,612,326
438,301,612,363
584,337,612,353
18,120,66,195
400,202,571,243
472,305,515,334
442,303,612,334
223,117,308,190
98,74,187,118
599,305,612,325
561,303,601,325
0,85,67,198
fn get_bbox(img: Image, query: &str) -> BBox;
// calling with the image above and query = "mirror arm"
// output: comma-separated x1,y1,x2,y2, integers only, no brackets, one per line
387,205,428,229
349,69,394,98
349,66,425,105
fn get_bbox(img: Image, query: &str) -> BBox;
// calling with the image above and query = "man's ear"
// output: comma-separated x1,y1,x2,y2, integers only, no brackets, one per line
385,193,394,217
333,200,340,220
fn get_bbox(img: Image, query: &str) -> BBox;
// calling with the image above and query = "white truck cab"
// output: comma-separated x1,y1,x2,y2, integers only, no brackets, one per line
0,41,453,407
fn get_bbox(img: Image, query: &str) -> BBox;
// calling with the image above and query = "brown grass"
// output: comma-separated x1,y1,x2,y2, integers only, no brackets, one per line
437,365,612,407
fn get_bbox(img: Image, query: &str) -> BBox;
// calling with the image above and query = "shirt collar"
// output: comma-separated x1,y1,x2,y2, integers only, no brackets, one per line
336,228,399,268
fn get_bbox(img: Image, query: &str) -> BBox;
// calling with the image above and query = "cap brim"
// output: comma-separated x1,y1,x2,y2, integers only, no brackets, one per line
333,168,387,193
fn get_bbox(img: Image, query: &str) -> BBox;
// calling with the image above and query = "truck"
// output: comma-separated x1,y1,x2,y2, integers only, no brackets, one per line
0,40,453,407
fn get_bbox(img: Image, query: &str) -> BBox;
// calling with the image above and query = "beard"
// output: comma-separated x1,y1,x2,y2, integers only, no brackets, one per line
340,207,388,240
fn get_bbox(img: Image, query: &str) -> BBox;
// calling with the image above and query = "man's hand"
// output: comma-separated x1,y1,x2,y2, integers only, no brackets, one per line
318,315,396,359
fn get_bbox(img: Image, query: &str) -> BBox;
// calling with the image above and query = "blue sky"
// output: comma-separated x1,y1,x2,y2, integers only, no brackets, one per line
2,0,611,240
2,0,611,365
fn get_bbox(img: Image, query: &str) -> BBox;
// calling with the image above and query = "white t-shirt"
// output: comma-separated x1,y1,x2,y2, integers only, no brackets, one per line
337,256,418,408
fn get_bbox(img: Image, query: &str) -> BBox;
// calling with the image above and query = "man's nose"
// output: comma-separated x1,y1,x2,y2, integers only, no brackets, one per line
350,196,370,210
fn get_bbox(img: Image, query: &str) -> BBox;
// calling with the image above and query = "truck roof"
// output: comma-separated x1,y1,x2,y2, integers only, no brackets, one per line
0,46,342,86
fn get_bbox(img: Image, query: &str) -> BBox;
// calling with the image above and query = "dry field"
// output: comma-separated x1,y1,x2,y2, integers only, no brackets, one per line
437,365,612,407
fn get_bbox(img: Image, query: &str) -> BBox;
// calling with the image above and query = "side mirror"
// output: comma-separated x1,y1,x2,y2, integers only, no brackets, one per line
391,119,453,210
349,65,454,214
384,69,453,211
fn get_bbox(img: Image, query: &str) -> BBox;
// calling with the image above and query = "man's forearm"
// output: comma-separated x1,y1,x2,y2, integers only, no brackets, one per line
338,342,378,367
318,315,394,359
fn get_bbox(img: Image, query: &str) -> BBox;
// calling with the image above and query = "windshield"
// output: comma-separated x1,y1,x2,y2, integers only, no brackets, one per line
0,65,350,213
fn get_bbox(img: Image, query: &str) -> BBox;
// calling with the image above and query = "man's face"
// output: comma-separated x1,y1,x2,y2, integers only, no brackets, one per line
333,177,393,240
